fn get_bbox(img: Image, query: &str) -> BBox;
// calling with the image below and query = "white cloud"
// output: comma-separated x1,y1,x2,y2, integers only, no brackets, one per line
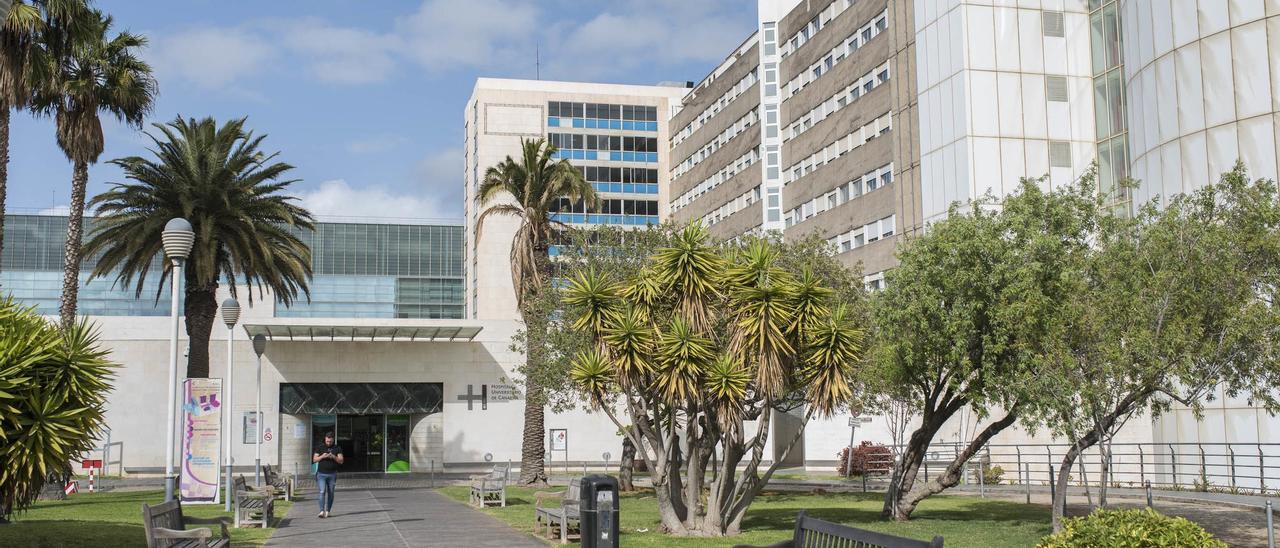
149,27,275,89
278,19,401,84
295,179,456,221
396,0,539,70
37,205,71,216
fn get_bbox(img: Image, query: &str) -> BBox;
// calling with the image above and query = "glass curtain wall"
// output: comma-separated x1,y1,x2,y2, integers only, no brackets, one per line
1089,0,1130,214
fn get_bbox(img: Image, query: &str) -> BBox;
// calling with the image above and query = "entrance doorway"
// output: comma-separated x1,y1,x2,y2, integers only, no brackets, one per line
310,414,411,473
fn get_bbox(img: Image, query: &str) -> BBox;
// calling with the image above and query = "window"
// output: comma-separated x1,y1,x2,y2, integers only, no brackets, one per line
1046,76,1069,102
1042,11,1065,37
1049,141,1072,168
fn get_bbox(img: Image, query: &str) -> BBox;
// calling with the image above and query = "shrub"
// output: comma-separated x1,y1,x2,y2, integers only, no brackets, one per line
0,298,115,520
1037,508,1226,548
836,441,893,477
981,464,1004,485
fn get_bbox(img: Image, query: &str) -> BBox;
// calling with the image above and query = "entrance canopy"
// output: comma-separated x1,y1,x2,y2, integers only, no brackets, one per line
242,318,483,342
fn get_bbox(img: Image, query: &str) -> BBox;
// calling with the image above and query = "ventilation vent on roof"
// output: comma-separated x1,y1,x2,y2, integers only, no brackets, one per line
1046,76,1069,102
1042,11,1065,37
1049,141,1072,168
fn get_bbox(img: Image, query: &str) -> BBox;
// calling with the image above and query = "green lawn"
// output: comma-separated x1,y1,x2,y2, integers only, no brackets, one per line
0,490,292,548
438,486,1052,547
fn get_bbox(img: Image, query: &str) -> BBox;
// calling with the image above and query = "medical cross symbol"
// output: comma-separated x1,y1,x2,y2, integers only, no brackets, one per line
457,384,487,411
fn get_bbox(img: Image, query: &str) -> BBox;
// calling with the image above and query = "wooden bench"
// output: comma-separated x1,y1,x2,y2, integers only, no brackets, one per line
142,499,230,548
734,510,943,548
533,477,582,544
262,464,294,501
469,461,510,508
232,475,275,528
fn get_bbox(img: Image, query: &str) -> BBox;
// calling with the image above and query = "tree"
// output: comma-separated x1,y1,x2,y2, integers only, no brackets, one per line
82,116,313,378
562,224,867,536
1038,163,1280,531
32,10,156,327
0,0,92,282
0,297,114,521
874,178,1100,521
475,137,595,485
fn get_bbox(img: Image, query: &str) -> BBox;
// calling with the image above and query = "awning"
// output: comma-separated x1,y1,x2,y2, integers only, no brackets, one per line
242,319,483,342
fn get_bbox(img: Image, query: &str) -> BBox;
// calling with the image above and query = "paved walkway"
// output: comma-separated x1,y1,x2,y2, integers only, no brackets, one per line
265,488,544,548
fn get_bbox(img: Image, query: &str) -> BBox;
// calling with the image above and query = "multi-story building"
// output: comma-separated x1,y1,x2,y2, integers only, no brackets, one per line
669,0,921,289
463,79,688,320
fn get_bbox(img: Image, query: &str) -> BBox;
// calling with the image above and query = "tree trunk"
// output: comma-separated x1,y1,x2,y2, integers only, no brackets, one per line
59,161,90,328
1052,430,1099,532
891,411,1018,520
184,282,218,378
517,383,548,485
882,406,956,519
619,435,636,491
0,107,9,285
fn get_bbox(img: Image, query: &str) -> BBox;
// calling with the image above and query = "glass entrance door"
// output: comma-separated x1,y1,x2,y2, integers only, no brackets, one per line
386,415,410,472
311,414,407,473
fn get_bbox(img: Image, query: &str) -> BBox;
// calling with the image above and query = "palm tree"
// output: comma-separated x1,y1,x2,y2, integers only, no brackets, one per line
0,0,92,281
32,10,156,327
476,137,595,485
83,116,313,378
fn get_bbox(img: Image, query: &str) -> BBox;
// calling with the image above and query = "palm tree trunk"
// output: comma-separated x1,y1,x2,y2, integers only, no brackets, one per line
184,282,217,378
59,161,90,328
619,435,636,491
0,107,9,284
518,380,548,485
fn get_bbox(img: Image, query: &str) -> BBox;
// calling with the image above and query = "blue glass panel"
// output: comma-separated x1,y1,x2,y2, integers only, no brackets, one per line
572,118,584,128
610,183,622,192
622,184,634,193
621,152,633,162
587,151,597,160
547,117,559,127
548,246,560,257
610,152,622,161
648,122,659,131
585,119,597,129
573,150,585,160
610,120,621,130
648,184,659,194
622,121,634,131
648,152,659,162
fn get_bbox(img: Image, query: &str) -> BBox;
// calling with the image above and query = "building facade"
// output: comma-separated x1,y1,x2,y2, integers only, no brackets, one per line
463,79,688,320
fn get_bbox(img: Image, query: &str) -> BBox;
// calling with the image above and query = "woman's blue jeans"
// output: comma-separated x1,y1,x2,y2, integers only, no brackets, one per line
316,472,337,512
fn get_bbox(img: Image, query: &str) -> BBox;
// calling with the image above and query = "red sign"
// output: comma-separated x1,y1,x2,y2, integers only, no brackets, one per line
81,459,102,469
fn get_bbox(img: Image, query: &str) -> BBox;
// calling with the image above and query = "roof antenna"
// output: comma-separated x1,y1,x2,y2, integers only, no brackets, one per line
536,42,541,80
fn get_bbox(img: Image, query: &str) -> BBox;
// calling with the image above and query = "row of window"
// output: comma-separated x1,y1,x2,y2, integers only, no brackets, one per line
547,117,658,132
783,10,888,102
705,187,760,227
673,107,759,179
785,62,891,142
550,213,661,227
671,147,759,212
673,68,759,146
549,133,658,153
591,182,660,195
785,112,892,184
552,149,659,163
550,197,660,216
827,214,897,253
787,163,894,227
579,166,659,184
779,0,856,58
548,101,658,122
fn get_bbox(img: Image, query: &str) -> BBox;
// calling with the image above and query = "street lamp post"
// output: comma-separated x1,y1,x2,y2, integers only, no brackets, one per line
252,334,266,485
221,299,240,511
162,219,194,502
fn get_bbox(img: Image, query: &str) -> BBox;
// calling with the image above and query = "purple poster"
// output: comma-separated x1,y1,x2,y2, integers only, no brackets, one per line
180,378,222,503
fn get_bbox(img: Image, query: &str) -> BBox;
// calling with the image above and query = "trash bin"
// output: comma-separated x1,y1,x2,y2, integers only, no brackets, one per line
579,474,620,548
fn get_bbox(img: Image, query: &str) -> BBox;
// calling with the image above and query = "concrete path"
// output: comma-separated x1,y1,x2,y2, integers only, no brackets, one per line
265,488,544,548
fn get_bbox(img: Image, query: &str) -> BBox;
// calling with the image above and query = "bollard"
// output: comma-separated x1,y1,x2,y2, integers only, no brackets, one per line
979,461,985,498
862,473,867,493
1145,480,1152,508
430,459,435,489
1267,500,1275,548
1025,463,1031,504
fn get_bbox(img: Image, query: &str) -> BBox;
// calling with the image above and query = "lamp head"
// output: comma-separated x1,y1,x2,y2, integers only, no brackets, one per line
221,298,241,328
252,334,267,356
161,218,195,262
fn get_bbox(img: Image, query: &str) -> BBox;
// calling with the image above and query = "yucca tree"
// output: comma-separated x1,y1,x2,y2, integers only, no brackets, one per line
561,224,865,536
82,116,313,378
0,297,114,521
476,137,594,485
32,10,156,327
0,0,92,281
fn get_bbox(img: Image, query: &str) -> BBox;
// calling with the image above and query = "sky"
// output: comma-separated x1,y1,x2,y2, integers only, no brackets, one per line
7,0,758,221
